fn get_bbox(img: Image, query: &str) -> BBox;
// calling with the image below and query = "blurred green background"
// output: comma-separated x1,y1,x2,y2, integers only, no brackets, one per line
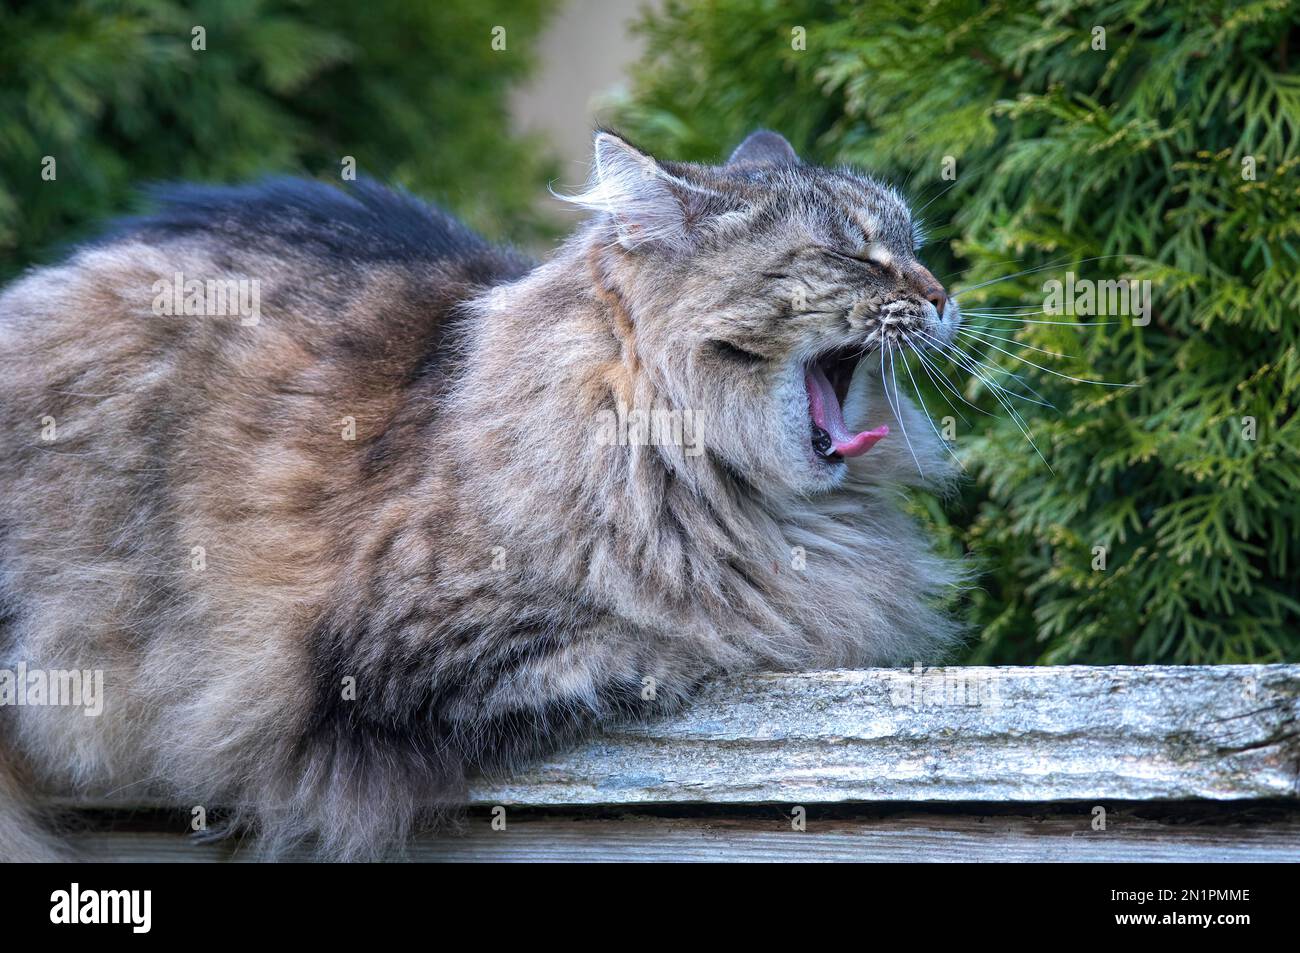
3,0,1297,664
0,0,561,272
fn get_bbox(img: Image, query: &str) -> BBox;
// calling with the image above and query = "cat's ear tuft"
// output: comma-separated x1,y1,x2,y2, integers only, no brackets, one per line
562,131,714,251
727,130,800,168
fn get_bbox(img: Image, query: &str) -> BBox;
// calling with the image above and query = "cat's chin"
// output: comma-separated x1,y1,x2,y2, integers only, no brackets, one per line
802,454,852,494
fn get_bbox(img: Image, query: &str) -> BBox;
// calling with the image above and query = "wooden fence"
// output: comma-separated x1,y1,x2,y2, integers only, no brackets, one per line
65,664,1300,861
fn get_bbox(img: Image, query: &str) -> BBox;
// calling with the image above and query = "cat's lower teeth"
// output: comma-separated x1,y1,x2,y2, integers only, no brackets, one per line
811,425,834,457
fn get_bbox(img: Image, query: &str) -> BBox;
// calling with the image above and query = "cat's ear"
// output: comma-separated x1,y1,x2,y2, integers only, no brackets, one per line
727,130,800,167
568,132,718,251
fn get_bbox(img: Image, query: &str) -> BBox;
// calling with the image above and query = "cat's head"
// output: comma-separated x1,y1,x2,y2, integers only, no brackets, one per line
567,129,960,496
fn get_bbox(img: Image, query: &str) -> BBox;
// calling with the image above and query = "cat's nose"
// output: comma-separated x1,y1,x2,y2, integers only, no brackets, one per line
911,263,947,317
925,287,948,316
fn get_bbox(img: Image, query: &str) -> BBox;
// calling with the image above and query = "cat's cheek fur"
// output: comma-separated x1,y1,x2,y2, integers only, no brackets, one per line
679,358,827,496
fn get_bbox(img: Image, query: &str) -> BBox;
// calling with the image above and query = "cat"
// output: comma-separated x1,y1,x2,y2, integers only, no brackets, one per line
0,129,962,860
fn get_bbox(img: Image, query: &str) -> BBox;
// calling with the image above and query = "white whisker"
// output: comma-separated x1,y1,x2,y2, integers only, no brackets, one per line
899,338,965,472
951,254,1123,298
882,342,923,477
912,345,982,424
958,326,1076,360
922,333,1054,473
958,330,1136,388
963,313,1119,327
930,335,1057,409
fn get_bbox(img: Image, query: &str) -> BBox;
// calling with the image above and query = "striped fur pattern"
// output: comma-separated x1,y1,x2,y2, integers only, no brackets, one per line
0,131,962,859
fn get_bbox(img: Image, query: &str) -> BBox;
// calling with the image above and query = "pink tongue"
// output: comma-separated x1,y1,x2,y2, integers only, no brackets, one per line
805,363,889,457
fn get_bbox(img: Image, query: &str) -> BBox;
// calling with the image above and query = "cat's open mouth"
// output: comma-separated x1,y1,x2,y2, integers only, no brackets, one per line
805,346,889,462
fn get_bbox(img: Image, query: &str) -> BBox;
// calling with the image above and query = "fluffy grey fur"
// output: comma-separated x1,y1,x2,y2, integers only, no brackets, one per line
0,130,962,860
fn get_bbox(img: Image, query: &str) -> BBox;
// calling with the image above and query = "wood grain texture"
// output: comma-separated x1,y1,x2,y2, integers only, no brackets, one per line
56,665,1300,813
53,665,1300,861
66,805,1300,863
467,665,1300,805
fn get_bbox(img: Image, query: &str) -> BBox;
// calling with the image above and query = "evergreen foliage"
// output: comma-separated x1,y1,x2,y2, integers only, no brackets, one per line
615,0,1300,663
0,0,559,279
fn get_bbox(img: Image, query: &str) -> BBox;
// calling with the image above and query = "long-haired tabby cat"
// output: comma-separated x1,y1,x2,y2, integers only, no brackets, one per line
0,130,962,860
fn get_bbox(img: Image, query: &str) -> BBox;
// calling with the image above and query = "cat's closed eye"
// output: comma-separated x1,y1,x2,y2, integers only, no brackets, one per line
821,245,886,269
709,338,767,365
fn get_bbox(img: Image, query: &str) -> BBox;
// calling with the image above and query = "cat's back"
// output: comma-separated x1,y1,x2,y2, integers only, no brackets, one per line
105,176,525,273
0,177,531,457
0,179,530,669
0,176,531,371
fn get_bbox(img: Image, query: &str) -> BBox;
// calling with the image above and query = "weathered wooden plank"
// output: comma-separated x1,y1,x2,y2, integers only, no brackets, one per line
467,665,1300,805
52,666,1300,861
65,805,1300,863
55,665,1300,813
